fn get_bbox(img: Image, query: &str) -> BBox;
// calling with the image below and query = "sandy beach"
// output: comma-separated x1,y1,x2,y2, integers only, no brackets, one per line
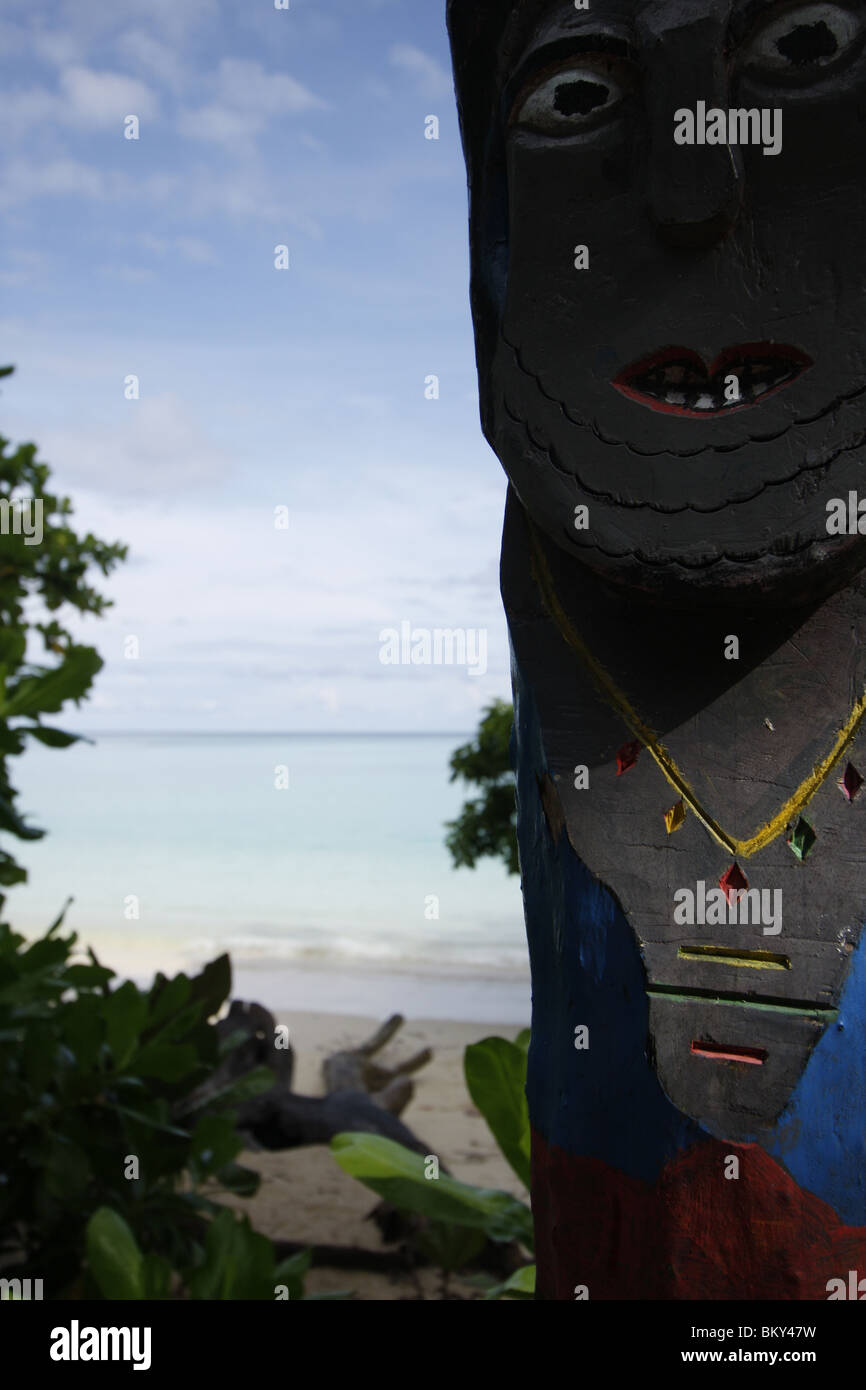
221,1010,531,1300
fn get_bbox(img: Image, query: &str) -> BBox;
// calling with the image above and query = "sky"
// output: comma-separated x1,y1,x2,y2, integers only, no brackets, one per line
0,0,513,733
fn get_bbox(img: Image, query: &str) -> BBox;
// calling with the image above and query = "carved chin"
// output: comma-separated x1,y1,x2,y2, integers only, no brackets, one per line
493,333,866,597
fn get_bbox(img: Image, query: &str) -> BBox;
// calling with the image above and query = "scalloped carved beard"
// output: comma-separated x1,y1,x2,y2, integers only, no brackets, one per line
490,324,866,607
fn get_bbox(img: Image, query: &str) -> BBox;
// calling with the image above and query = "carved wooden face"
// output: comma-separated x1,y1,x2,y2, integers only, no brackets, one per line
449,0,866,602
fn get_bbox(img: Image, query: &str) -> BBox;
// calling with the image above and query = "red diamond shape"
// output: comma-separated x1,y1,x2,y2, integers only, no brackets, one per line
839,762,863,803
719,863,748,903
616,740,642,776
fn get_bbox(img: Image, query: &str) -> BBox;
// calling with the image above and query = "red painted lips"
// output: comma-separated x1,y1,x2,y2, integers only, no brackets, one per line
613,342,812,417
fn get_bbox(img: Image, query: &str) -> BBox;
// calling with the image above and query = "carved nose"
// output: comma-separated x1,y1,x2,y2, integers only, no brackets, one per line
640,13,743,250
650,140,743,250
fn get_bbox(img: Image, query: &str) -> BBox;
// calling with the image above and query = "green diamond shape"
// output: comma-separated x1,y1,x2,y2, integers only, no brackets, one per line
787,817,816,861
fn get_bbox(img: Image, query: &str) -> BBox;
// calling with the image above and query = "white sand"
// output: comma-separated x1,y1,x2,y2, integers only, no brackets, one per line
220,1010,531,1300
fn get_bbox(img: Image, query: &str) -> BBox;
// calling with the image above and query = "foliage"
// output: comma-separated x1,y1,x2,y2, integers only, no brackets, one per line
331,1026,536,1298
445,699,518,875
464,1029,531,1189
85,1206,337,1301
0,365,127,902
331,1132,534,1248
0,911,294,1299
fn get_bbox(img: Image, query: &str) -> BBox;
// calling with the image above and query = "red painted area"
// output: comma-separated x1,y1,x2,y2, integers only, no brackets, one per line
531,1129,866,1300
719,862,748,901
616,741,642,776
612,342,811,417
690,1041,766,1065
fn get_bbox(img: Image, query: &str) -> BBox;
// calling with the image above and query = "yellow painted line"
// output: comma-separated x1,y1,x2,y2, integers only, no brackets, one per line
677,946,791,971
526,517,866,859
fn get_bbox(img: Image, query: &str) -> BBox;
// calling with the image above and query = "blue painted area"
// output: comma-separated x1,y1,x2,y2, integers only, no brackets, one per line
764,943,866,1224
511,658,705,1184
512,651,866,1221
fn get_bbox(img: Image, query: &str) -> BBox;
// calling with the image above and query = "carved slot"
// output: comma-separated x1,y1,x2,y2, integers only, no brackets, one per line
690,1041,767,1066
677,946,790,971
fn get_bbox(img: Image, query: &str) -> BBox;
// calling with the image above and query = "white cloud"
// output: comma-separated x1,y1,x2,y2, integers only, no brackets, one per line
0,158,181,209
38,394,233,497
177,59,326,150
215,59,326,117
176,103,262,147
0,65,158,137
0,158,108,204
0,248,52,287
137,233,219,265
114,29,189,90
60,65,159,127
388,44,452,99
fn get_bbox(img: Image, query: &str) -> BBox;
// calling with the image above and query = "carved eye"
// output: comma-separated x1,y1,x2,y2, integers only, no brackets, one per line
511,58,633,136
743,3,862,77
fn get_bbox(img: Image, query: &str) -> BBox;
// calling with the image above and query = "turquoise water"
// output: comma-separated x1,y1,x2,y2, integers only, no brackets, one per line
9,734,530,1020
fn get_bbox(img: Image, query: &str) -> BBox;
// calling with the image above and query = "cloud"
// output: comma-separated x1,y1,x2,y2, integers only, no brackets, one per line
0,64,158,140
177,58,326,150
115,29,189,91
0,158,108,204
0,248,53,287
60,65,159,126
388,44,452,99
137,233,219,265
38,394,233,497
215,58,326,117
0,158,181,209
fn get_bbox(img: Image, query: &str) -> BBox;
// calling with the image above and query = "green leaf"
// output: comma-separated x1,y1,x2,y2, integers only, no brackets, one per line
25,725,85,748
185,1210,275,1300
189,1114,243,1176
483,1263,536,1300
413,1221,486,1273
185,954,232,1022
103,981,148,1068
0,793,44,840
464,1036,531,1189
114,1104,191,1139
141,1252,173,1300
274,1248,311,1300
63,962,115,989
145,972,191,1029
179,1065,275,1115
215,1162,260,1197
1,646,103,718
133,1041,199,1081
0,632,26,666
330,1133,534,1247
86,1208,145,1300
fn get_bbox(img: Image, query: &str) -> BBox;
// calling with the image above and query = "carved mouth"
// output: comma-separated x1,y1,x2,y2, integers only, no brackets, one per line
613,343,812,417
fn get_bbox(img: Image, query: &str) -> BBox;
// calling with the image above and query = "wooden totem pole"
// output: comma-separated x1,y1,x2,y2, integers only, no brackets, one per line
448,0,866,1299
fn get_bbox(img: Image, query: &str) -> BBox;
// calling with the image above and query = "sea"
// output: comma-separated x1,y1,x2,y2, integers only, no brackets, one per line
9,733,531,1023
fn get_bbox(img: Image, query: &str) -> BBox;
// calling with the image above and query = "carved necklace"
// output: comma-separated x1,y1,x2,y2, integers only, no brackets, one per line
526,517,866,860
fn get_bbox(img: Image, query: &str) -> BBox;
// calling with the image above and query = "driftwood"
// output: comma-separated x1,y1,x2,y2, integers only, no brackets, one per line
193,1001,434,1155
191,1001,525,1281
323,1013,433,1115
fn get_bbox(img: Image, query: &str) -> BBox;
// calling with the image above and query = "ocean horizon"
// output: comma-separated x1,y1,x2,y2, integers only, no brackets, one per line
10,732,530,1023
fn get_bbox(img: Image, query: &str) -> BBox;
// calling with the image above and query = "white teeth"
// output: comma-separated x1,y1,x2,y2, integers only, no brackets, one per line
694,393,715,410
665,391,687,405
